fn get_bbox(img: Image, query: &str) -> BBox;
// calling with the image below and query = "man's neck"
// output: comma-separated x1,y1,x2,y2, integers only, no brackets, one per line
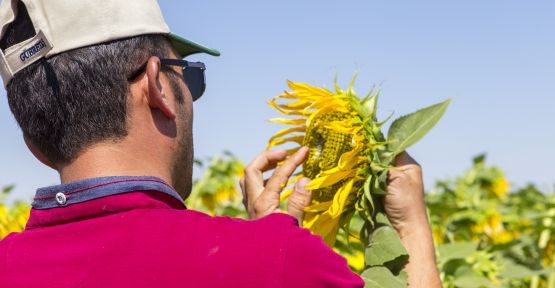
59,142,172,185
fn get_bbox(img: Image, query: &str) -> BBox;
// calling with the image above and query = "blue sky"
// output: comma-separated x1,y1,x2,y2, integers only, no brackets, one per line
1,0,554,201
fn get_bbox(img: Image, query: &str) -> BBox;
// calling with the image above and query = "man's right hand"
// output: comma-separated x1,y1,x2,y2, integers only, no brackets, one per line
384,152,428,238
384,152,442,288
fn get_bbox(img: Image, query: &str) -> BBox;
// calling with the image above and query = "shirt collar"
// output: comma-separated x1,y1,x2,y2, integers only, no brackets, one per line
26,176,186,229
32,176,184,209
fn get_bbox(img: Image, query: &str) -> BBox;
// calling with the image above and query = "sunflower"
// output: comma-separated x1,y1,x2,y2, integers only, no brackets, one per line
471,210,515,244
187,154,244,216
267,79,387,246
267,78,450,251
489,177,510,199
0,201,30,239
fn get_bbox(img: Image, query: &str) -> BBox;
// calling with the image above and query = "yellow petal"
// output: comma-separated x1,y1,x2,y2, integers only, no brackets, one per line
307,98,349,112
305,169,357,190
279,174,304,200
329,179,355,217
268,100,312,116
271,91,300,101
280,188,293,201
277,99,312,110
304,211,341,246
337,144,364,170
287,81,335,99
285,174,303,189
323,120,361,135
284,147,301,155
317,147,364,175
306,104,349,128
303,201,332,213
267,135,305,148
266,126,306,149
268,118,307,125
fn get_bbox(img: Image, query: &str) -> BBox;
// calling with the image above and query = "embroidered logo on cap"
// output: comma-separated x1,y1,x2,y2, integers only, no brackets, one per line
0,30,52,84
19,38,47,62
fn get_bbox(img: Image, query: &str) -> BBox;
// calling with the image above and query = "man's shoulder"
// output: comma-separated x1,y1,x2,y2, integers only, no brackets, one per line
159,209,299,238
0,232,16,249
135,210,301,282
133,208,300,246
194,211,299,231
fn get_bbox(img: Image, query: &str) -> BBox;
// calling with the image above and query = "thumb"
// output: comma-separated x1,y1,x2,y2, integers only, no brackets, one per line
286,177,312,225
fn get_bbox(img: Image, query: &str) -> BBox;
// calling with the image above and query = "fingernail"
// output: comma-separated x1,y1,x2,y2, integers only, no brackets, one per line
295,177,311,191
295,146,309,157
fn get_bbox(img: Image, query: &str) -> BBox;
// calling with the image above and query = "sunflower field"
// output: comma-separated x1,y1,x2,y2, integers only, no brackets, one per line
0,185,29,239
1,153,554,287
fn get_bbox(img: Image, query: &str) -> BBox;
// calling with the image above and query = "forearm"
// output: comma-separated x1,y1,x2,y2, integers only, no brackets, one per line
399,220,442,288
384,153,441,287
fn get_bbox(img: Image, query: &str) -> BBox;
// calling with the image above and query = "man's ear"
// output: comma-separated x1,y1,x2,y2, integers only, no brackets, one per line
145,56,176,120
23,137,57,170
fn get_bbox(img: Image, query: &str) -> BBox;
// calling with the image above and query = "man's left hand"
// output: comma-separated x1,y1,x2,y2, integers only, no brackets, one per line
240,147,312,224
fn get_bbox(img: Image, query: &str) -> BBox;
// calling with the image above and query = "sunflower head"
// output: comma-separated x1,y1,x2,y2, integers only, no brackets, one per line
267,77,450,249
267,79,378,246
303,112,354,202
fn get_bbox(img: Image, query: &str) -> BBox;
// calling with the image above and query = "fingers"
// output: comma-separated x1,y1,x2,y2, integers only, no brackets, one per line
394,151,418,167
389,152,423,184
239,177,247,207
394,152,421,173
263,147,309,199
243,150,289,202
248,150,289,173
287,177,312,224
388,167,409,184
241,147,309,219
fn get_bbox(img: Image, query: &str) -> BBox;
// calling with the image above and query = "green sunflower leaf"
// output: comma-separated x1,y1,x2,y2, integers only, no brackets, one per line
387,99,451,155
451,267,496,288
361,92,379,119
365,226,408,267
360,266,406,288
437,241,479,264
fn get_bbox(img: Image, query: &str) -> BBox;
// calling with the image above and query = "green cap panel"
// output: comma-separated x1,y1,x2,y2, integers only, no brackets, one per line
167,32,220,57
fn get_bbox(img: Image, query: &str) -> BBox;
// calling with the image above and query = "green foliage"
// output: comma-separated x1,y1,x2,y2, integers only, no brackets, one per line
361,266,407,288
365,226,408,268
387,99,451,156
0,185,30,238
429,155,555,287
186,152,246,218
353,96,451,286
1,185,14,195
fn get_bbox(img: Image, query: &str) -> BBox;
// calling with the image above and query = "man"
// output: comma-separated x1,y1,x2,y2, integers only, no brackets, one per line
0,0,440,287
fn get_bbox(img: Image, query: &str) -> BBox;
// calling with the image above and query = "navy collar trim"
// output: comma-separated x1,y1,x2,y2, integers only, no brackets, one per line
32,176,185,210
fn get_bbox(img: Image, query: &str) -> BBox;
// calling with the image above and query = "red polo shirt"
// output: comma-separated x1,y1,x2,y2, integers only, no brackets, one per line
0,176,363,287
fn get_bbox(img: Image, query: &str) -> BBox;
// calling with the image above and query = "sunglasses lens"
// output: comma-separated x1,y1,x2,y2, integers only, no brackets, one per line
184,67,206,102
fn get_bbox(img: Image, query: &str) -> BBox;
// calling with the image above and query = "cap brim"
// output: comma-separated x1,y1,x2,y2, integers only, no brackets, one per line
167,32,220,57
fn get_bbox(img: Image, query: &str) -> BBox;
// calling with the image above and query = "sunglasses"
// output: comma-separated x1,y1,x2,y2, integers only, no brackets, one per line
128,58,207,102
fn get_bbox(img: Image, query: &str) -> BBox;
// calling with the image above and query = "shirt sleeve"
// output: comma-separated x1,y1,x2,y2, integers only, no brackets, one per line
281,224,364,288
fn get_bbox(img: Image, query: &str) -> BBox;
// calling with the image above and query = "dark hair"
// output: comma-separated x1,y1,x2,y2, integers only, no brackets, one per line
1,2,176,165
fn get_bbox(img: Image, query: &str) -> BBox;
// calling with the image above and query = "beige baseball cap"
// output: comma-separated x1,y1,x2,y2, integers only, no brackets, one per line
0,0,220,86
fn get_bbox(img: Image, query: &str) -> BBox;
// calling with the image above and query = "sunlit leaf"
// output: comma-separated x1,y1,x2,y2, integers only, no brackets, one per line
387,99,451,155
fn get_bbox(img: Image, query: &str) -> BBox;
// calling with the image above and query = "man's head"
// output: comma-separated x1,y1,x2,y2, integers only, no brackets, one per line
0,0,219,199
